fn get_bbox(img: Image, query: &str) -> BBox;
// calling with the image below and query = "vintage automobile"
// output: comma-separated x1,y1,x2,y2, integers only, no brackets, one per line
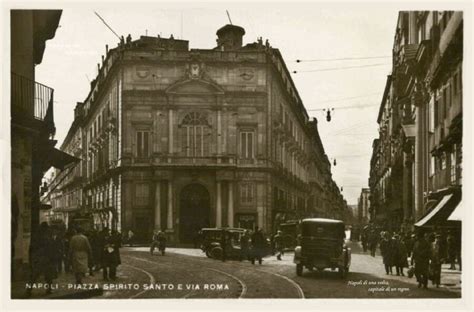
200,227,247,259
293,218,351,278
278,220,300,250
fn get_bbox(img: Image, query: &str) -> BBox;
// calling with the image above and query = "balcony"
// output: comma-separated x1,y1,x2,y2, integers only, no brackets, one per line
11,73,55,135
11,72,54,123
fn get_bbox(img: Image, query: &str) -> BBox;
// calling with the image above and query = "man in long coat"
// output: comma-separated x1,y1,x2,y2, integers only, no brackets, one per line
392,234,409,276
430,233,444,287
26,222,58,297
379,232,393,275
412,232,431,289
68,227,93,284
102,229,121,280
251,228,266,265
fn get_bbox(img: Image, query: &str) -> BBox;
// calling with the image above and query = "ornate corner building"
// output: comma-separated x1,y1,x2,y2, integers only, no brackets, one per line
49,24,347,244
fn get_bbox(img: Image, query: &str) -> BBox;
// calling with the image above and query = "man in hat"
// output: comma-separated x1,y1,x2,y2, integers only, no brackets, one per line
430,233,444,287
412,231,431,288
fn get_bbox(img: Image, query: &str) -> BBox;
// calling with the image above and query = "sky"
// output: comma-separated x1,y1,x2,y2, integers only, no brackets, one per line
35,3,399,205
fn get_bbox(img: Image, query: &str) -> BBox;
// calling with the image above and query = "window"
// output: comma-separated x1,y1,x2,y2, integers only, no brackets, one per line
450,151,456,184
240,183,255,205
434,97,439,126
453,73,458,94
240,130,255,159
135,183,150,206
181,112,209,157
136,131,150,158
429,97,435,132
442,88,447,120
430,156,436,176
440,153,446,170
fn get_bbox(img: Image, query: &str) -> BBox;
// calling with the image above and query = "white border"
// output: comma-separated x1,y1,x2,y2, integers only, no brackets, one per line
1,0,472,311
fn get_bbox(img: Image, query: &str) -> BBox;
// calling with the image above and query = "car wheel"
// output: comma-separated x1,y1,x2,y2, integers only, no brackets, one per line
211,247,223,260
205,250,212,258
296,264,303,276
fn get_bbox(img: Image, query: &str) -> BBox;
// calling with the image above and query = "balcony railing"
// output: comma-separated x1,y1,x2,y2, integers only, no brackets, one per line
11,72,54,121
429,168,449,192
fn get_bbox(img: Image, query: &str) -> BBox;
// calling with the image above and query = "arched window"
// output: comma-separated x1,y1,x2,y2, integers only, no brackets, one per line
181,112,210,157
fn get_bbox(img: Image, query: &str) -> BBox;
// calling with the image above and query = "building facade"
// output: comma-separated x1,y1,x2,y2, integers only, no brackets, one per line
11,10,76,279
369,11,463,232
50,24,347,244
357,188,370,225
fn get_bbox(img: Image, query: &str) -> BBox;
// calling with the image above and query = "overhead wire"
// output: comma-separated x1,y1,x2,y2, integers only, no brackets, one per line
295,55,391,63
293,63,391,74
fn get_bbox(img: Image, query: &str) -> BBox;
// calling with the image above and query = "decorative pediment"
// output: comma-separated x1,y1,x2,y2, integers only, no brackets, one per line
165,78,225,96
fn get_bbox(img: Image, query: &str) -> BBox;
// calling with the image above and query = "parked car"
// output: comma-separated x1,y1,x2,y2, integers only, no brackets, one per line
293,218,351,278
200,228,246,259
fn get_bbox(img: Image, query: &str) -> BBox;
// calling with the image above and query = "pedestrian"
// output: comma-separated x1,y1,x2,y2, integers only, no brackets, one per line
379,232,393,275
220,229,227,262
393,234,408,276
412,231,431,289
102,228,120,281
127,230,135,247
51,227,65,275
446,231,457,270
251,228,266,265
430,233,444,287
240,230,251,261
150,230,160,255
68,227,93,284
25,222,57,297
361,229,368,253
63,227,74,273
402,233,415,259
85,229,97,276
273,230,284,260
369,230,378,257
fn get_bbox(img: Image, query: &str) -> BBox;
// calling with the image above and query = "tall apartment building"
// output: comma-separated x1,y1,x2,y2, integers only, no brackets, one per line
49,24,347,243
10,10,76,279
369,11,462,232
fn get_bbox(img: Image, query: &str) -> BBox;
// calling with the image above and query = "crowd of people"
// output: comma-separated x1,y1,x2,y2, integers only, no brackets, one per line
26,222,123,297
358,226,461,289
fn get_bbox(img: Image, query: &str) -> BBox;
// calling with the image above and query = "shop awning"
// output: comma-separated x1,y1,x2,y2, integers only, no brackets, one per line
415,192,461,227
447,200,462,221
50,147,80,170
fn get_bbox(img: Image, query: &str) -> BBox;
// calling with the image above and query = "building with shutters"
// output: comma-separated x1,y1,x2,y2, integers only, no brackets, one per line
369,11,463,232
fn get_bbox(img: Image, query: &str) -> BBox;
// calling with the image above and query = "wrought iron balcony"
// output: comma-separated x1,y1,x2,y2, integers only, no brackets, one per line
11,72,54,122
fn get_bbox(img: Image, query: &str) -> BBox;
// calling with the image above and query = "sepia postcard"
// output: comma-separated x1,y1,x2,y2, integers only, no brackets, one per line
1,0,472,311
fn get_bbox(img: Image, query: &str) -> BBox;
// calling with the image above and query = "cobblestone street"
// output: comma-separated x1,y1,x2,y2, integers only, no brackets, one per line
13,239,460,299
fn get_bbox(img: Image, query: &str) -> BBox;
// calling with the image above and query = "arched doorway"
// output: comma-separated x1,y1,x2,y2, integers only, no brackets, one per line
179,183,211,243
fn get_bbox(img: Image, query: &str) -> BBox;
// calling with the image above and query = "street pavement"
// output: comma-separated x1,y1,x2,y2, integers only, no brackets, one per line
12,240,461,299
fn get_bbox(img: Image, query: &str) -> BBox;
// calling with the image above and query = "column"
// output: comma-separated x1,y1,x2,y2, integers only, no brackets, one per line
227,181,234,227
168,109,173,163
216,181,222,227
167,181,173,229
154,181,161,230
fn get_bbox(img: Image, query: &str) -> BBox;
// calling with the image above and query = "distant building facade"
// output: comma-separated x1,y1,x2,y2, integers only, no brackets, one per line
49,24,347,243
357,188,370,225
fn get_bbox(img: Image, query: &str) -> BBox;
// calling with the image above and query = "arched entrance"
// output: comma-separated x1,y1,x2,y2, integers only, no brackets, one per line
179,183,211,243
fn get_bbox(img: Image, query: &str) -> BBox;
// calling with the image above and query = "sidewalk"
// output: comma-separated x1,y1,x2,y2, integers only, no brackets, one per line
348,240,462,293
11,270,104,299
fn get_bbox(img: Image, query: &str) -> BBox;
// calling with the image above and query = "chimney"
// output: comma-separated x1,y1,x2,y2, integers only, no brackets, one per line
216,24,245,51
